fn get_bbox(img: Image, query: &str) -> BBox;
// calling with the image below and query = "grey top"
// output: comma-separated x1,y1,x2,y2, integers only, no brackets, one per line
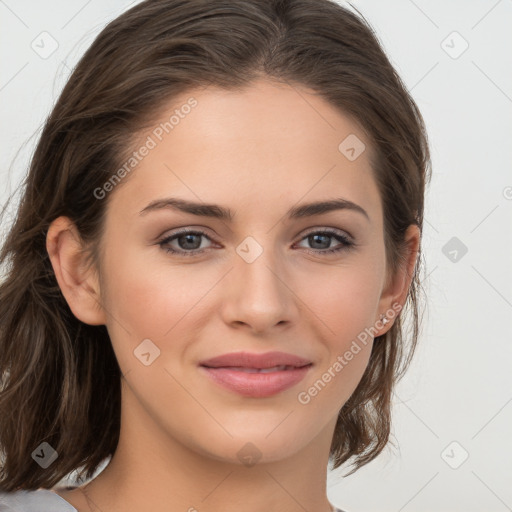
0,489,77,511
0,488,346,511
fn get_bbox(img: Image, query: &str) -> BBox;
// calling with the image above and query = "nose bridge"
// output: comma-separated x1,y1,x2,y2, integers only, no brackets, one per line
226,234,292,329
235,233,284,297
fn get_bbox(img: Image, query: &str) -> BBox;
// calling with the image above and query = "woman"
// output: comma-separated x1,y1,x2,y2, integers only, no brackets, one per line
0,0,430,510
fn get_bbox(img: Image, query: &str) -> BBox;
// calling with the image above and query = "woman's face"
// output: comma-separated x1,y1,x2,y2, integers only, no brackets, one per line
92,78,400,465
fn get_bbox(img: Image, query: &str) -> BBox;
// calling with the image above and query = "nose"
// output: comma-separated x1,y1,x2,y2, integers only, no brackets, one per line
220,240,298,334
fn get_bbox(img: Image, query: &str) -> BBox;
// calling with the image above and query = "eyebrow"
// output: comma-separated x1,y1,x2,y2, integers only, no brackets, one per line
139,197,369,221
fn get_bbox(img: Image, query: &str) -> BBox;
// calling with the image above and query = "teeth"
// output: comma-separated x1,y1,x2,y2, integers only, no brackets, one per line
228,365,290,373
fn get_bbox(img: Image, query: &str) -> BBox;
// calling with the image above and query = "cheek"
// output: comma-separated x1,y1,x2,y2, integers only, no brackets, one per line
296,273,378,420
296,257,385,343
292,256,384,410
102,239,176,322
296,341,373,432
100,245,217,361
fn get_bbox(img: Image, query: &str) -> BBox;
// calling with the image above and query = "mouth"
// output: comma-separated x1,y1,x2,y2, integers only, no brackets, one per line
213,365,304,373
199,350,312,369
199,351,313,398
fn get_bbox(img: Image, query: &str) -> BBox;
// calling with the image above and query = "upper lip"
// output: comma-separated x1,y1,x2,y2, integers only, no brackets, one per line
200,351,313,369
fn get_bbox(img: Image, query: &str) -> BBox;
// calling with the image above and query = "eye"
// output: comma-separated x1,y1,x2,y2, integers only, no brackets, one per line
295,229,355,255
158,229,214,257
157,227,355,258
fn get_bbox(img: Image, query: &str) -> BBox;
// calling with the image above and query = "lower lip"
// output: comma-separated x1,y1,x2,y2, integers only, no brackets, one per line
200,365,312,398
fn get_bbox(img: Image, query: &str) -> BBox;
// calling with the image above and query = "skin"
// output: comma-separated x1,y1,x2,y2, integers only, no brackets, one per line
46,78,419,512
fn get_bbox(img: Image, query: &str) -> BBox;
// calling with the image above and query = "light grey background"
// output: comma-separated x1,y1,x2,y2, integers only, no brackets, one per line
1,1,511,511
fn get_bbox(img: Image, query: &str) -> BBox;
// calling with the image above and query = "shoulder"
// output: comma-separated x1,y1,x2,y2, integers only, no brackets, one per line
1,490,346,512
0,489,78,511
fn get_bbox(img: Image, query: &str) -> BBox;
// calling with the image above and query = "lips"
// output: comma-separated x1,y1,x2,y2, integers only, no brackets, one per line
200,351,312,370
199,351,313,398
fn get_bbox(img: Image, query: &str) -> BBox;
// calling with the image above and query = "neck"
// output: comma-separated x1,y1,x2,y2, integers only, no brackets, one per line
74,380,339,512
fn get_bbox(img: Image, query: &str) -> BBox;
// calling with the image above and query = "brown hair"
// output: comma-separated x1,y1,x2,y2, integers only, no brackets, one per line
0,0,430,490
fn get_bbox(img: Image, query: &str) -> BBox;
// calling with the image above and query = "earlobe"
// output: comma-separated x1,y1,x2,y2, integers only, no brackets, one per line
376,224,421,335
46,216,107,326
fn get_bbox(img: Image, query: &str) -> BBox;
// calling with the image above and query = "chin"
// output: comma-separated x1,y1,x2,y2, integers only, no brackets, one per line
187,425,316,467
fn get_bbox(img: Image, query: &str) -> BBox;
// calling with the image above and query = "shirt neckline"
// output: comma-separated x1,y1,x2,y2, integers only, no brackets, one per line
49,487,79,511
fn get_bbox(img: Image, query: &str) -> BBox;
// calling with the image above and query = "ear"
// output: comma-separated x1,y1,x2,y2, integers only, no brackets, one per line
46,216,107,325
375,224,421,335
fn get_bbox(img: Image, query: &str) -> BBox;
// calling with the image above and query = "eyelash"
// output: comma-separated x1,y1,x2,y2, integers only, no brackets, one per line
157,228,355,257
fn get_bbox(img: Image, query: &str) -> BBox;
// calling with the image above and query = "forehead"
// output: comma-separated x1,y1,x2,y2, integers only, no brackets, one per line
106,78,382,225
